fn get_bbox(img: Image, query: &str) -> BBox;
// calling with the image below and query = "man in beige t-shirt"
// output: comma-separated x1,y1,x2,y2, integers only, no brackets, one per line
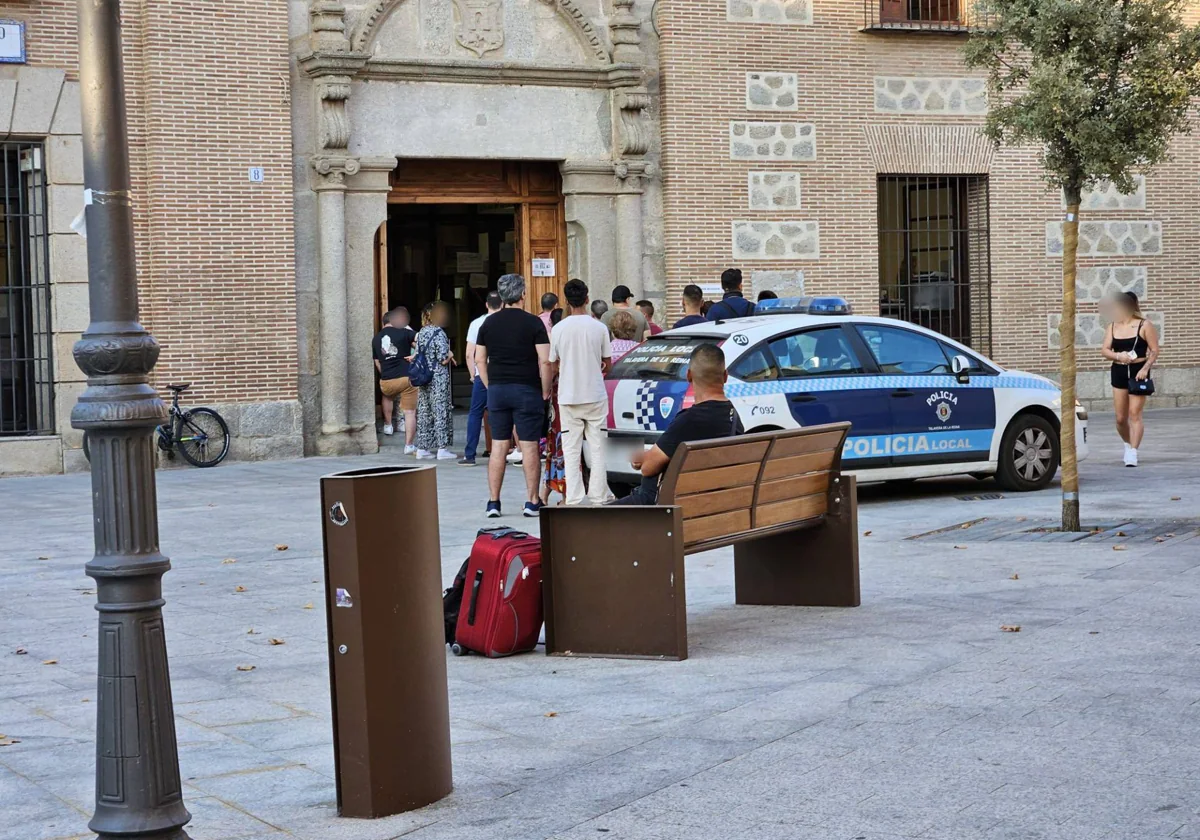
600,284,649,341
550,279,613,506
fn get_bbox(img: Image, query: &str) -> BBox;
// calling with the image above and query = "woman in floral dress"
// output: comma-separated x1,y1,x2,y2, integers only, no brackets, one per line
414,301,456,460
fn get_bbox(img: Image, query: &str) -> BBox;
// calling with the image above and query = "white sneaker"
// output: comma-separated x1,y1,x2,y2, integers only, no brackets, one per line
404,445,417,455
506,450,523,464
382,424,394,436
436,449,456,460
1125,448,1139,467
416,449,435,460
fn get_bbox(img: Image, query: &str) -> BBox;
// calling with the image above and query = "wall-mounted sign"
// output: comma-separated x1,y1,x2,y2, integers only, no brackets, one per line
0,21,25,64
247,167,265,183
532,258,556,277
456,252,484,273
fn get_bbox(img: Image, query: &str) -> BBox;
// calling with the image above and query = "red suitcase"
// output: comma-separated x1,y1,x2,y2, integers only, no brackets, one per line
451,527,544,658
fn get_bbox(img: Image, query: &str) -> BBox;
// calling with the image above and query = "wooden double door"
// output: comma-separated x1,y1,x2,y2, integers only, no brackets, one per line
382,159,568,319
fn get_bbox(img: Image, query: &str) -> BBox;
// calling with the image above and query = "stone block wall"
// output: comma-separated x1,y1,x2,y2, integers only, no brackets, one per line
658,0,1200,402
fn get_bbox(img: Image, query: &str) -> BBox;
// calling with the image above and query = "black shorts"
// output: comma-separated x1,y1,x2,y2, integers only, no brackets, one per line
487,383,546,442
1111,362,1146,390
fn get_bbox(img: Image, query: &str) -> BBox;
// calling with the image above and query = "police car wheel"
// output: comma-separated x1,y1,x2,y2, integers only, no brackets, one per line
996,413,1059,492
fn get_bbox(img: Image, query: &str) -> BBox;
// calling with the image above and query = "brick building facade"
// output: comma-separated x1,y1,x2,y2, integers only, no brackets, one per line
0,0,301,475
657,0,1200,413
2,0,1197,475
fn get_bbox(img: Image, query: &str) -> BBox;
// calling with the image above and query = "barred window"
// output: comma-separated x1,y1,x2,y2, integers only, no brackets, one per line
877,175,992,355
1,142,54,436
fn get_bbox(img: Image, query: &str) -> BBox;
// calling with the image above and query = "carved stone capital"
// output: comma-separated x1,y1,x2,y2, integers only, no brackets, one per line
616,89,652,158
614,159,651,190
310,1,350,53
313,154,361,186
609,0,643,65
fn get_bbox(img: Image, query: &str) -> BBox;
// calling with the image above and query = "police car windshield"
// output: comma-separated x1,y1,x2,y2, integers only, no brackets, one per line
609,337,717,381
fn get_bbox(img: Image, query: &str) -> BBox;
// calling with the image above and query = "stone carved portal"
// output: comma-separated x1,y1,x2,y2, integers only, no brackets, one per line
453,0,504,57
353,0,610,63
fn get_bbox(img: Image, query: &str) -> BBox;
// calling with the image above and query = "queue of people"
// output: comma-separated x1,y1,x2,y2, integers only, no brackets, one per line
381,267,1162,513
372,266,770,517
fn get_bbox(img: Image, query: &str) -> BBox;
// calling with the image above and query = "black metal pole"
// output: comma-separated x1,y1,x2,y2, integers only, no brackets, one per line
72,1,192,837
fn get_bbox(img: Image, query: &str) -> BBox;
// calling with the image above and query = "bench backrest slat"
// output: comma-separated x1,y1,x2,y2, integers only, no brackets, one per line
657,421,851,553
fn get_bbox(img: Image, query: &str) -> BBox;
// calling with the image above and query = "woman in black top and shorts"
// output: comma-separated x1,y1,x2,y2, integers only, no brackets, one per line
1101,292,1160,467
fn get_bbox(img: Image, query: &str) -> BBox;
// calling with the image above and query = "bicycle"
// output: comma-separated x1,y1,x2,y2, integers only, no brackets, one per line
83,383,231,468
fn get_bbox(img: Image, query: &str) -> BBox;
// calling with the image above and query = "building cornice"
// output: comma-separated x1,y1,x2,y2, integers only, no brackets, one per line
296,50,371,79
356,57,645,89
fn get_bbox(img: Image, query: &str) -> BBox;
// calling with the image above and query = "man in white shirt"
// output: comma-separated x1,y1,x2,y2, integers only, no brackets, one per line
459,291,502,466
549,279,613,505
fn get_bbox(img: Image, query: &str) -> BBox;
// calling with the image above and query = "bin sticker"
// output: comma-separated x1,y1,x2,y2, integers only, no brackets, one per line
335,588,353,608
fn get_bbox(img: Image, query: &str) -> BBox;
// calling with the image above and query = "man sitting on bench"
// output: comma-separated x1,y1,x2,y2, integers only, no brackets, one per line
613,343,745,506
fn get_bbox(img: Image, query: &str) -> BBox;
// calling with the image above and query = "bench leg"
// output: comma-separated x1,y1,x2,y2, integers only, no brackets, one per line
540,506,687,661
734,476,860,607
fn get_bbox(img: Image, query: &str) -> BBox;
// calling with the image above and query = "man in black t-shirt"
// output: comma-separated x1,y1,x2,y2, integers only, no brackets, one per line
372,307,417,448
475,274,553,518
614,343,744,505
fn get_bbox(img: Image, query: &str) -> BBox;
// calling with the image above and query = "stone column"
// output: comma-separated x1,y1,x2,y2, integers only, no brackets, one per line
313,156,358,450
615,161,648,300
344,157,397,450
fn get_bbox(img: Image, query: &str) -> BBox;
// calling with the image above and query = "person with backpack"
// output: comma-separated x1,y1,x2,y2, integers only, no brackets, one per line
413,301,456,460
705,268,756,321
372,306,417,451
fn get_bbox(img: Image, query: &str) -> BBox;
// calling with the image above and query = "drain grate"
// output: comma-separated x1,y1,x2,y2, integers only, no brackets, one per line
955,493,1005,502
908,517,1200,545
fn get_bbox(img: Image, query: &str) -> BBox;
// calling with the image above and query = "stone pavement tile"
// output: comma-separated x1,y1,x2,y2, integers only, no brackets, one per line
0,765,89,840
215,716,333,753
184,795,282,840
179,737,303,781
272,742,335,779
177,696,307,728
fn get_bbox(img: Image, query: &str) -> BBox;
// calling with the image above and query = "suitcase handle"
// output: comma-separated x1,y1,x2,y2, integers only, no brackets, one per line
477,526,530,541
466,569,484,626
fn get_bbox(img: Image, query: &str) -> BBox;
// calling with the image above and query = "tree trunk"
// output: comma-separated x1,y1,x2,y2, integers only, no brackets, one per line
1060,190,1082,532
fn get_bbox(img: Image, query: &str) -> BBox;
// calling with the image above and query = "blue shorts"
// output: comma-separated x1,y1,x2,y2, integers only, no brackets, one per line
487,383,546,443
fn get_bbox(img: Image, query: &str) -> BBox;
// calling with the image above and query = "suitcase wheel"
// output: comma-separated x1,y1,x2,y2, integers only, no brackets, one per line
450,643,467,657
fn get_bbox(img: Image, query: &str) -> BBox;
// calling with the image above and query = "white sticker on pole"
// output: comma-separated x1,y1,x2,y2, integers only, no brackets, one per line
532,258,556,277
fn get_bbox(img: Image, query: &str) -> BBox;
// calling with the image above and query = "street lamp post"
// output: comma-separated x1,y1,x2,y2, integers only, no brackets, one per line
72,0,192,837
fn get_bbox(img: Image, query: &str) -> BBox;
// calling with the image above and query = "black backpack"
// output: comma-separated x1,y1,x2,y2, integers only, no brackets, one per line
442,558,470,645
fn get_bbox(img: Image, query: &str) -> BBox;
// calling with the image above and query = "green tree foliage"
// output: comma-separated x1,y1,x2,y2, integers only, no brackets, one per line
965,0,1200,530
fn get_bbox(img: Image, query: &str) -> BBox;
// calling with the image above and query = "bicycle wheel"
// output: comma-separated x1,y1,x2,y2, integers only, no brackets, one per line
176,408,231,468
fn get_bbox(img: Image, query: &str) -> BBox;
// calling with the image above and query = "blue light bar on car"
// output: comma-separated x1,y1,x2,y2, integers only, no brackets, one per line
756,296,854,316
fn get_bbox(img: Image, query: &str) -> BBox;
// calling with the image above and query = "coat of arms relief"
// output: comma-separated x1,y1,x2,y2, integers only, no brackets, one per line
453,0,504,57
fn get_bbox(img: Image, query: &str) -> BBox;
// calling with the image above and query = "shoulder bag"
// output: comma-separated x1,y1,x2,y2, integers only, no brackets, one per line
1127,320,1155,396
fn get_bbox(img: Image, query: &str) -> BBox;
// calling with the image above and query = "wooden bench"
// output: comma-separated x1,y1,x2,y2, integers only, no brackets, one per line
539,422,859,661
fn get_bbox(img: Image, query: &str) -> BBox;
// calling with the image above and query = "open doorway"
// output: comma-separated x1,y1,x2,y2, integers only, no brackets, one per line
382,204,519,363
375,159,568,412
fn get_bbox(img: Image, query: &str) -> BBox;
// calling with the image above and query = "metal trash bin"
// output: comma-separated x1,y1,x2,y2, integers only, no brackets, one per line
320,465,453,819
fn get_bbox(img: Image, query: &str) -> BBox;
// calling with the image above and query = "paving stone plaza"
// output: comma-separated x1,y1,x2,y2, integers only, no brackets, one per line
2,410,1199,840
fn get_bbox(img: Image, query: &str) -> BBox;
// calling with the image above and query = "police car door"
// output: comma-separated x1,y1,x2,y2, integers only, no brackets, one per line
767,326,893,468
852,324,996,466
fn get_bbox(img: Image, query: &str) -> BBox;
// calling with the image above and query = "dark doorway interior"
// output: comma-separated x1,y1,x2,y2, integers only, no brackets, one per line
382,204,518,407
877,174,992,354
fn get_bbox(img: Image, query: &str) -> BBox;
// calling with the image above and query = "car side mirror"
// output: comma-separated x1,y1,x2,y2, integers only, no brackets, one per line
952,355,971,383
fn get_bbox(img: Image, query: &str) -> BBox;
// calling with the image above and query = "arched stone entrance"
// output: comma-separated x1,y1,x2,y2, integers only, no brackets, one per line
292,0,663,456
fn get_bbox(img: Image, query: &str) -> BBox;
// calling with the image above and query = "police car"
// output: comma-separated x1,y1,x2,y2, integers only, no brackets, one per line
604,297,1088,492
